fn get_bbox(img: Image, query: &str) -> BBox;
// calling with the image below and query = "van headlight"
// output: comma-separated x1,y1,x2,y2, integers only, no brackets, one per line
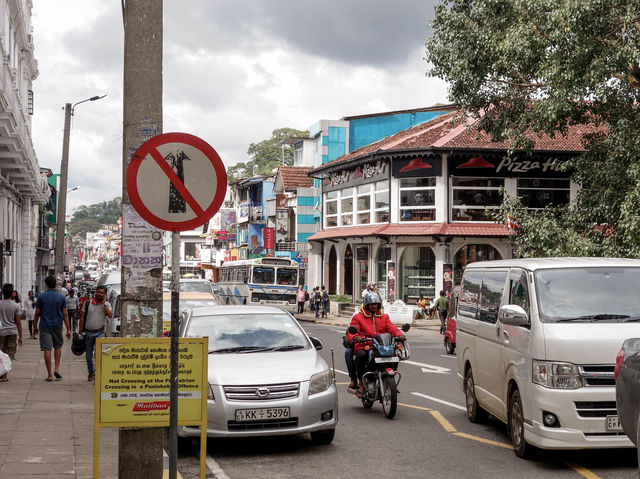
207,383,215,401
532,360,582,389
308,370,333,396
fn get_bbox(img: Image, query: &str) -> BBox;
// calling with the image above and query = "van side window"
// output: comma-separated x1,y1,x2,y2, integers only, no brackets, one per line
459,271,482,319
479,271,507,324
509,274,530,316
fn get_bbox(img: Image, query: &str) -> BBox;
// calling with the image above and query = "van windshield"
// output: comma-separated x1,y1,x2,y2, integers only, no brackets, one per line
535,267,640,322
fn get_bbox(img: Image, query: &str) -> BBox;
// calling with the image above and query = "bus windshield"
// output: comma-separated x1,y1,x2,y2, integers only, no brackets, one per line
277,268,298,285
252,267,275,284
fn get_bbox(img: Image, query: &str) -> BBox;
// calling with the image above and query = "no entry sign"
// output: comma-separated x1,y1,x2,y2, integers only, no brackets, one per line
127,133,227,231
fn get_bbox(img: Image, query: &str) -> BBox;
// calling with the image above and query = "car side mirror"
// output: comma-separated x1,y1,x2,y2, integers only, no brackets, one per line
499,305,529,327
309,336,323,350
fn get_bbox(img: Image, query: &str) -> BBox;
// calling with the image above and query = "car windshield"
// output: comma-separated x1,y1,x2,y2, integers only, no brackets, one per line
162,298,219,321
535,267,640,322
185,313,309,353
179,282,211,293
276,268,298,285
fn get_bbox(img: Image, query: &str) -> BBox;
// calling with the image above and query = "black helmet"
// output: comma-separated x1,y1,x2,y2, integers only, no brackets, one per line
363,292,382,310
71,333,86,356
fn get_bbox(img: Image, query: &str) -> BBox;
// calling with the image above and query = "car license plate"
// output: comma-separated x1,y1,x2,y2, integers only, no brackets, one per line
235,407,290,422
265,300,281,304
374,356,400,363
606,415,622,432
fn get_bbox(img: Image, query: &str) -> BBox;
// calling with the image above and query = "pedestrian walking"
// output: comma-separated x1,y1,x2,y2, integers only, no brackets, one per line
296,285,306,314
433,290,449,334
78,285,112,382
0,283,23,381
33,276,72,381
321,286,330,318
25,291,36,339
66,289,79,331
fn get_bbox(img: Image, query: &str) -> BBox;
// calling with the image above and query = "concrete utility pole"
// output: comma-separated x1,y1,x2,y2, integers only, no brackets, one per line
120,1,164,477
54,103,72,278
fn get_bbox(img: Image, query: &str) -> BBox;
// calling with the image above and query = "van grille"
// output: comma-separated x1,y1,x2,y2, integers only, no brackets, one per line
224,383,299,401
578,365,615,387
574,401,617,418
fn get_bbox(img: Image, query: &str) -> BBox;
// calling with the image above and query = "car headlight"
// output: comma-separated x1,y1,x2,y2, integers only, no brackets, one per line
308,369,333,396
207,383,215,401
532,360,582,389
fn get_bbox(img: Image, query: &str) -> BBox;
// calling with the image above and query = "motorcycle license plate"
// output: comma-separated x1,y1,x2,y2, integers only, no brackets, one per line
235,407,290,422
374,357,399,363
606,415,622,432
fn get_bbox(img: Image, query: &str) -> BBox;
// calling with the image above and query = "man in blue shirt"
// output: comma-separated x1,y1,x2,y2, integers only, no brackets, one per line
33,276,71,381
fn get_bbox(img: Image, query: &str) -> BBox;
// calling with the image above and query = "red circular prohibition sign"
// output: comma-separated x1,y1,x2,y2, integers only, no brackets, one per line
126,132,227,232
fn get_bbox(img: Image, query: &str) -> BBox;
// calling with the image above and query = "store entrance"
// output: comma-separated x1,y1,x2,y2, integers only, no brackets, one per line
344,244,353,297
328,245,337,294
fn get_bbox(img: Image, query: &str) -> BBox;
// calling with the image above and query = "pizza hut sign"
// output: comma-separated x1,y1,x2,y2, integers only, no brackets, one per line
323,160,388,192
449,154,571,178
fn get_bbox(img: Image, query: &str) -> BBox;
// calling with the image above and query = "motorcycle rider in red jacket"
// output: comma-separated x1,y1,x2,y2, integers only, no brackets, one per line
347,292,406,397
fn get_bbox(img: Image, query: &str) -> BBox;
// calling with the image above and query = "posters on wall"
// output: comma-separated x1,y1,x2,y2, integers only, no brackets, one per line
276,209,288,243
386,261,396,302
121,204,163,293
443,263,453,293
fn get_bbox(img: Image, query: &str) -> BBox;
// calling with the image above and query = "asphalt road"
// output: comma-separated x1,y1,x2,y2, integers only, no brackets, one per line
177,323,639,479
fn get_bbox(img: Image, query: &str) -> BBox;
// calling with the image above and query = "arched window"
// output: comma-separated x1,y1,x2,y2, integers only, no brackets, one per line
454,244,502,284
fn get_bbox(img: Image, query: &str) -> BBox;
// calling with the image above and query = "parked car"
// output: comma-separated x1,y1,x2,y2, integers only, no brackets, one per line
615,337,640,468
97,271,121,298
457,257,640,457
178,305,337,443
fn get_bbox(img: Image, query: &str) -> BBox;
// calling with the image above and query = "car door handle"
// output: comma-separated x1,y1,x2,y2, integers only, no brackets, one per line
503,330,510,339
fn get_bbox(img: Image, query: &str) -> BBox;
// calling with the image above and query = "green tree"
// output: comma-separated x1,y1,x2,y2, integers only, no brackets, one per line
70,197,122,237
228,127,309,182
426,0,640,256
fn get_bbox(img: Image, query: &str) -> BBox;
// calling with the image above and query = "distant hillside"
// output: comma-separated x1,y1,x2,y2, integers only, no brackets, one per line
70,197,121,237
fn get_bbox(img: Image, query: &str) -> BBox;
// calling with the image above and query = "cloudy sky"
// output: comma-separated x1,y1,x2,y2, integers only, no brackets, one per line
31,0,448,215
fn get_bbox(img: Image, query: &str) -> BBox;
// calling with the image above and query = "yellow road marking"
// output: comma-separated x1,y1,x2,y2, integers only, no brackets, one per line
452,432,512,449
398,402,433,412
162,471,183,479
336,382,350,385
430,410,457,432
566,463,603,479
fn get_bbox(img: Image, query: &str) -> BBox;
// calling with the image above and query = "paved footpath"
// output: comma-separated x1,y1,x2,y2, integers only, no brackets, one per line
0,322,118,479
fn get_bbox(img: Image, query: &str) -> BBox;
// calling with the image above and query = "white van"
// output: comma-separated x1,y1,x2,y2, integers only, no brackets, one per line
457,257,640,457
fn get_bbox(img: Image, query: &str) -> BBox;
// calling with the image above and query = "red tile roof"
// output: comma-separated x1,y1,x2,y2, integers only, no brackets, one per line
278,166,314,190
311,110,604,173
307,222,510,240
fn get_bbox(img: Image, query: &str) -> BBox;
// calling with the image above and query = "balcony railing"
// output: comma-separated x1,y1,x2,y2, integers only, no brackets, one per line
249,206,265,223
275,241,309,252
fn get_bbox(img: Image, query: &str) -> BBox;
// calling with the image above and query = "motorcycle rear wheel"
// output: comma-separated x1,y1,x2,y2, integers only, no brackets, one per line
381,375,397,419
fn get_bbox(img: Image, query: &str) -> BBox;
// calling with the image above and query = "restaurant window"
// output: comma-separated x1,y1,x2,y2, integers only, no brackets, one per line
376,245,391,286
340,188,354,226
374,180,390,223
451,178,504,221
399,246,435,302
399,177,436,222
517,178,570,209
454,244,502,284
324,190,338,228
357,184,371,224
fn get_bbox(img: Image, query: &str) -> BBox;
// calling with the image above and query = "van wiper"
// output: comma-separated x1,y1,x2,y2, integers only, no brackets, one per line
556,314,630,322
270,344,305,351
209,346,272,354
622,317,640,322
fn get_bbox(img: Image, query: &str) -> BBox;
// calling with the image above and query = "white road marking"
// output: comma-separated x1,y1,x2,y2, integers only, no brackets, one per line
412,392,466,411
330,329,345,333
404,360,450,374
334,368,349,376
440,355,457,359
207,455,230,479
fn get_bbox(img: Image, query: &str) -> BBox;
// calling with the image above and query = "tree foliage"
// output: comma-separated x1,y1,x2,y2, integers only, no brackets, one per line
426,0,640,257
70,197,121,237
228,127,309,182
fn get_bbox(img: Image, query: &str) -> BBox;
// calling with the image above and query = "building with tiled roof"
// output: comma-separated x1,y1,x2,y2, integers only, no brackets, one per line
305,110,592,303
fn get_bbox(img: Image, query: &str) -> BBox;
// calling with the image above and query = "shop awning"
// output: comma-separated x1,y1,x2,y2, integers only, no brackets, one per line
307,222,510,241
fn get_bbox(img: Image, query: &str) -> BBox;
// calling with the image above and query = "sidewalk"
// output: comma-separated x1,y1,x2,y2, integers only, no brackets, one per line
0,325,118,479
293,308,442,332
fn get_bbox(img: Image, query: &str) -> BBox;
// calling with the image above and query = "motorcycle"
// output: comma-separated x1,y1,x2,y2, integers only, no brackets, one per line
348,323,410,419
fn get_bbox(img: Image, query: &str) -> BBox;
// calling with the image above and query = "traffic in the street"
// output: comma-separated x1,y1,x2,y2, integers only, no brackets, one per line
175,320,639,479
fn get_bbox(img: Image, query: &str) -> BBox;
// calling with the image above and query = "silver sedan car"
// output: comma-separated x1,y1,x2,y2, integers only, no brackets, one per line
179,305,338,444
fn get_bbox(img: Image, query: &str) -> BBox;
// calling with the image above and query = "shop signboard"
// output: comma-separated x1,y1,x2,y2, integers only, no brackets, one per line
264,227,274,250
448,154,572,178
276,209,288,242
323,159,388,192
392,155,442,178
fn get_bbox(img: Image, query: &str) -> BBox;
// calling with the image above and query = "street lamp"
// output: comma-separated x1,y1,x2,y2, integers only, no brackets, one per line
54,95,106,278
67,185,81,193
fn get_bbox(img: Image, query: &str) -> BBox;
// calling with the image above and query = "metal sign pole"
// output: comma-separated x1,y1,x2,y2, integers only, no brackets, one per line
169,231,180,479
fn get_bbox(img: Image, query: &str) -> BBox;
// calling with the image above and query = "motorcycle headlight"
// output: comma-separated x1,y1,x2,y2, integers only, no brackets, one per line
308,369,333,396
532,360,582,389
207,383,215,401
